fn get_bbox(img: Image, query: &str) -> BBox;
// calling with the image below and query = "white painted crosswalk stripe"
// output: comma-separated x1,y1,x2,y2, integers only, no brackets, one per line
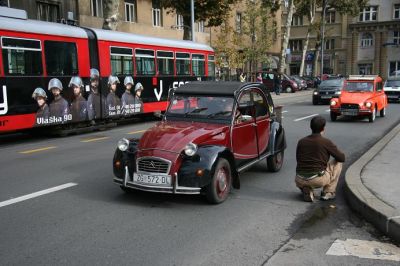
0,183,78,208
326,239,400,262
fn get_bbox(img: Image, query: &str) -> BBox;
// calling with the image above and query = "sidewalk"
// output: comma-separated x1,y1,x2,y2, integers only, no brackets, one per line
345,123,400,243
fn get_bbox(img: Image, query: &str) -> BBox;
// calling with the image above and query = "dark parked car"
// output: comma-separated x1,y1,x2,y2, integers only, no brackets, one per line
113,82,287,204
260,72,299,93
313,78,345,105
291,76,308,90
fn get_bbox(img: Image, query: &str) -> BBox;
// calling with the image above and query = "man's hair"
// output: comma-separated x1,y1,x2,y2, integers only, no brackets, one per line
310,115,326,134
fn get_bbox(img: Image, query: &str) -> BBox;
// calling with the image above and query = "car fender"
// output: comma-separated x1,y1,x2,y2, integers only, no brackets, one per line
178,145,240,189
113,138,140,179
268,122,286,155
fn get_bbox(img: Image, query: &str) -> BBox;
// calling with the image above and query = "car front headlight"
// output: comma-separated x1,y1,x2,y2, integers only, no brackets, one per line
184,142,197,156
365,102,372,108
330,100,337,106
335,91,342,95
313,91,319,95
117,138,130,152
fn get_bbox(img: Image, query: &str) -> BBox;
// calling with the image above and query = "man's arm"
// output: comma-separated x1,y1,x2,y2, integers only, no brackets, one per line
326,139,345,162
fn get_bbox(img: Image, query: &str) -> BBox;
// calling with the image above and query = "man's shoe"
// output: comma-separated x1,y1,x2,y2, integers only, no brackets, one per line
321,192,336,201
302,187,314,202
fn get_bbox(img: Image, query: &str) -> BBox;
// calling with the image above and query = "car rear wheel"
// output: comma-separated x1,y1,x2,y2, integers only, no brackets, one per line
285,86,293,93
369,108,376,123
205,158,232,204
380,107,386,117
330,112,337,122
267,150,284,172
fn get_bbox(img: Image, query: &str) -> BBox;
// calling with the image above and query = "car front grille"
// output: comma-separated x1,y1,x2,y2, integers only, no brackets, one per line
137,157,171,174
340,104,359,110
385,91,400,95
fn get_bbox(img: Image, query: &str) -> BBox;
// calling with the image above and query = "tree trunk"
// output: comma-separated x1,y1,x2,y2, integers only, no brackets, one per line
313,45,320,77
299,0,316,77
102,0,119,30
278,0,295,74
183,16,192,41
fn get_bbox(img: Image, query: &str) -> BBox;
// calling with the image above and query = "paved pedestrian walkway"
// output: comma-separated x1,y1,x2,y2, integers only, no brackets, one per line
345,123,400,243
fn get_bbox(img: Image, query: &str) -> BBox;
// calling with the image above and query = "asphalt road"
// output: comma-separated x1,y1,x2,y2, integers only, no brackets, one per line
1,90,399,265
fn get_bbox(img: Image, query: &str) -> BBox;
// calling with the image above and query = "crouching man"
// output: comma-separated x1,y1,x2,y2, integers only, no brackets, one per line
295,115,345,202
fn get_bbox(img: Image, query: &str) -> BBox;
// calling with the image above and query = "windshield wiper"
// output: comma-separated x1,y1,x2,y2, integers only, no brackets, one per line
184,107,208,117
207,111,231,118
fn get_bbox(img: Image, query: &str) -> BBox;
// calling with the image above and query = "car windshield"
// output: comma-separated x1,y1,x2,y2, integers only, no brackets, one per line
344,82,373,92
167,95,235,120
320,79,344,87
385,80,400,87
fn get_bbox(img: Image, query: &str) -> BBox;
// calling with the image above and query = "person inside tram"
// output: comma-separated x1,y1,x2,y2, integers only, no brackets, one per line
69,76,88,122
121,76,135,115
106,75,121,117
32,87,50,125
87,68,102,121
134,82,144,113
48,78,70,122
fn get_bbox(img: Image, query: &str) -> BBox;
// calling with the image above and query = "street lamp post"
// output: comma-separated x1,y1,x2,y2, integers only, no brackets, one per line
320,0,327,77
191,0,195,41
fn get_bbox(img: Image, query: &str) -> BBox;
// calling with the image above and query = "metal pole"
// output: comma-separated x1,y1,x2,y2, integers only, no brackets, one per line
321,0,326,76
191,0,195,41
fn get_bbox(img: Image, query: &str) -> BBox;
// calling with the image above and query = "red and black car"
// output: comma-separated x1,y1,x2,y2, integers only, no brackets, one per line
113,82,286,203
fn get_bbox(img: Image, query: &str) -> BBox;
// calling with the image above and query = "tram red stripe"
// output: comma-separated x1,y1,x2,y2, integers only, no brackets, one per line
143,101,168,113
0,114,36,132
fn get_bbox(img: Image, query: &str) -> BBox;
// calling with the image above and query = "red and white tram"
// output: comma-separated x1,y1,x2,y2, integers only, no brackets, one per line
0,7,215,133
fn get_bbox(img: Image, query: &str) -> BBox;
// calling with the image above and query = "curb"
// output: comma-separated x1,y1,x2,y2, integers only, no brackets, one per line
345,122,400,243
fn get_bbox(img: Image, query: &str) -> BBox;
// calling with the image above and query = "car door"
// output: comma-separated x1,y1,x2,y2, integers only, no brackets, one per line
253,89,270,155
232,90,258,166
375,81,387,110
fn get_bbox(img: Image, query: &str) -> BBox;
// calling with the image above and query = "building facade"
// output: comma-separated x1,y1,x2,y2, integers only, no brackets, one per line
347,0,400,79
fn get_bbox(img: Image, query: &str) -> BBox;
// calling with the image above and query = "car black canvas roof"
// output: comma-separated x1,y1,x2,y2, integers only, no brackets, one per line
174,81,268,96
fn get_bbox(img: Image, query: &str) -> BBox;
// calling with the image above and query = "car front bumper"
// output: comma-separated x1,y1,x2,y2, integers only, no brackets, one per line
331,107,373,116
114,166,201,195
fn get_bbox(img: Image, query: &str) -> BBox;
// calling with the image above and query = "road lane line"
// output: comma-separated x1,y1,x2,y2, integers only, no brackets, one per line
19,146,57,154
0,183,78,208
282,110,288,113
127,130,146,135
294,114,319,122
81,136,109,143
325,109,330,112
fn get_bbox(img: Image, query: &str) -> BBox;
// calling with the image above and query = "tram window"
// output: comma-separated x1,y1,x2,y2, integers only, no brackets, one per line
110,46,133,75
1,37,43,75
176,52,190,75
157,51,173,75
136,49,155,75
208,55,215,77
44,41,78,76
192,54,205,76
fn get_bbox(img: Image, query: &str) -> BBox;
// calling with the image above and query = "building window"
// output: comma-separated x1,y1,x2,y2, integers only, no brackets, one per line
1,37,43,75
176,14,184,30
152,0,162,27
389,61,400,76
394,4,400,19
361,33,373,47
37,1,60,22
197,21,205,32
289,39,303,52
110,47,133,75
394,31,400,45
291,15,303,26
44,41,78,76
358,64,372,75
236,12,242,33
326,11,335,23
359,6,377,22
91,0,103,17
325,39,335,50
125,1,136,23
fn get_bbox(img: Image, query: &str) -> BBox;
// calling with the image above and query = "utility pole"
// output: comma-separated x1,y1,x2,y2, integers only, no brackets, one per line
191,0,195,41
320,0,327,77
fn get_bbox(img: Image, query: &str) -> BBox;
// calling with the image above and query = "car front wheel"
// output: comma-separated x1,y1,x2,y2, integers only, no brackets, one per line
205,158,232,204
380,107,386,117
312,98,319,105
285,86,293,93
267,150,284,172
369,108,376,122
330,112,337,122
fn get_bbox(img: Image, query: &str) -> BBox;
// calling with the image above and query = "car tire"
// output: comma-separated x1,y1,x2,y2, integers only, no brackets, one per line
120,186,132,193
312,98,319,105
267,150,284,172
369,108,376,123
330,112,337,122
380,107,386,117
285,86,292,93
205,158,232,204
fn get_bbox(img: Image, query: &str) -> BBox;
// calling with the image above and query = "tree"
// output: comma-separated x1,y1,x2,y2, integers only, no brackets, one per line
160,0,239,40
103,0,120,30
279,0,296,74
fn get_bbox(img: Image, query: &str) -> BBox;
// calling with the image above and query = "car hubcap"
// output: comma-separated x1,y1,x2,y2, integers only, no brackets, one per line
216,168,228,195
275,152,282,165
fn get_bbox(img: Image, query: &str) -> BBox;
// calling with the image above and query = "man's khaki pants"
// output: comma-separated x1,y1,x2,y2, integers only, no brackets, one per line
295,160,343,194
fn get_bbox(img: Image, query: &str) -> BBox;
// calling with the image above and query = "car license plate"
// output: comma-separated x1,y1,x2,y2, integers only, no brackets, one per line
133,173,171,186
342,111,358,116
321,95,331,99
388,95,398,99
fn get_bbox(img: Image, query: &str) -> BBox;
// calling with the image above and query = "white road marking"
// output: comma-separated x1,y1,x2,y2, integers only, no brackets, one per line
0,183,78,208
326,239,400,262
325,109,331,112
294,114,319,122
282,110,289,113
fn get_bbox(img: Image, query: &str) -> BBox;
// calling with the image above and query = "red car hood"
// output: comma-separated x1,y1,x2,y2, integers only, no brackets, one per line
139,120,229,153
339,91,374,105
